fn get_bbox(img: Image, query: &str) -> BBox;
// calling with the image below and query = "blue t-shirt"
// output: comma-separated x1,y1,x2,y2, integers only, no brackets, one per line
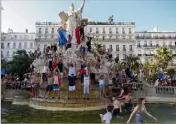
68,76,76,86
1,69,6,76
158,72,163,79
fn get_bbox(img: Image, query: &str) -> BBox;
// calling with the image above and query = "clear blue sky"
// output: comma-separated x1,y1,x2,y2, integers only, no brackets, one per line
1,0,176,32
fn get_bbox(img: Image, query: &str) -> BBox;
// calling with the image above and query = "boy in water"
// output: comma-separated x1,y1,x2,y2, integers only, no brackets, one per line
68,74,76,99
124,92,133,112
45,72,54,99
100,105,114,124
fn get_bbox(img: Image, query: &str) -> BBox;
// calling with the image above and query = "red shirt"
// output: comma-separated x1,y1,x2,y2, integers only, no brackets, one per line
79,69,86,74
75,27,80,45
52,61,57,70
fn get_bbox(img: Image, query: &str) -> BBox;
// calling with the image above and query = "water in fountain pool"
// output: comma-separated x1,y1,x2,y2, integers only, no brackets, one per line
1,101,176,123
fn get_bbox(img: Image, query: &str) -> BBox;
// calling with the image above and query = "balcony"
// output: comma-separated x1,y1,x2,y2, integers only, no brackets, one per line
116,49,120,51
138,54,142,56
143,44,147,47
102,31,106,34
45,32,49,36
168,45,176,49
129,48,133,51
137,44,141,47
156,44,160,47
149,44,153,47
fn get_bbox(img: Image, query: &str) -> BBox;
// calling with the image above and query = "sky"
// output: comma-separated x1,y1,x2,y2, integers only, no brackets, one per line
1,0,176,32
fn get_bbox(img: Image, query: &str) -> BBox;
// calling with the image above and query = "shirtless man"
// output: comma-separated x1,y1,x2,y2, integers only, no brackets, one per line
112,97,122,118
45,72,54,99
124,92,133,112
35,73,41,98
31,72,36,97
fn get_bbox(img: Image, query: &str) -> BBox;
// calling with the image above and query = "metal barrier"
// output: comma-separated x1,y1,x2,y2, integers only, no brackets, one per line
124,83,144,91
156,86,176,96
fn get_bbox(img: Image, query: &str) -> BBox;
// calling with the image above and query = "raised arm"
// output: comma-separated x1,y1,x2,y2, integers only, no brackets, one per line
144,106,157,121
79,0,85,13
127,106,138,123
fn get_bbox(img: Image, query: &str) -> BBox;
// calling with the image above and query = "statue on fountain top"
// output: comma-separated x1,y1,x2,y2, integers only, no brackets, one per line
59,0,85,34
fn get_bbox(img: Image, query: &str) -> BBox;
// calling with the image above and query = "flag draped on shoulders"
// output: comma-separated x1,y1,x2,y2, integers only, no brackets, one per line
58,28,67,46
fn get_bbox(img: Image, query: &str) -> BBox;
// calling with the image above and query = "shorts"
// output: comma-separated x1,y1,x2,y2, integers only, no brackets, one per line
113,108,120,116
53,84,60,91
69,85,76,92
49,61,52,71
99,84,104,89
46,85,53,91
84,84,89,94
66,44,71,49
90,73,95,80
31,82,35,88
58,63,63,73
42,73,47,82
80,74,84,83
124,103,133,112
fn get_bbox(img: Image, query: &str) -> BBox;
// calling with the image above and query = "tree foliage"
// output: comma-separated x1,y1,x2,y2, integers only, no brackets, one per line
3,50,35,78
124,55,140,71
166,66,176,79
155,47,173,71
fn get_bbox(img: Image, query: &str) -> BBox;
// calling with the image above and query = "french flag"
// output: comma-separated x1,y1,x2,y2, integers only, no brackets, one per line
58,28,67,46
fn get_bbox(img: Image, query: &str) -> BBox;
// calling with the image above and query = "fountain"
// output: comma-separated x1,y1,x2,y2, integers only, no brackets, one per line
29,0,116,111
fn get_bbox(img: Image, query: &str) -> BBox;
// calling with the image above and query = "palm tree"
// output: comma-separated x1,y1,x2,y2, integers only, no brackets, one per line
155,47,173,71
166,67,176,80
93,43,104,55
124,55,140,71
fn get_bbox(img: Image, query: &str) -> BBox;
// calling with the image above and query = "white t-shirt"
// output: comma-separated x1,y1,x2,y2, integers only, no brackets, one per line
42,66,48,73
99,79,104,85
103,112,112,124
68,67,76,76
54,76,58,84
84,76,90,86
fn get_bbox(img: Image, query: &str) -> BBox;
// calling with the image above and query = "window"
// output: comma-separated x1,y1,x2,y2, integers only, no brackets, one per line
123,54,126,59
51,35,54,39
122,28,125,34
14,35,17,39
156,41,159,46
109,36,112,39
129,36,132,39
1,43,4,49
51,28,54,34
24,35,28,39
13,51,15,56
116,36,118,39
129,28,131,33
24,42,27,48
116,45,119,51
144,41,147,46
30,43,33,48
129,45,133,51
20,35,23,39
123,36,125,39
90,28,92,32
116,54,119,59
6,51,9,57
169,41,172,46
45,28,48,34
103,28,105,34
7,43,10,48
39,36,41,39
96,28,99,33
137,41,140,47
1,51,3,58
109,28,112,34
163,41,166,46
150,41,152,47
39,28,42,34
13,42,16,48
109,45,112,51
129,54,132,56
123,45,126,51
103,36,105,40
19,43,22,49
116,28,118,34
45,36,47,39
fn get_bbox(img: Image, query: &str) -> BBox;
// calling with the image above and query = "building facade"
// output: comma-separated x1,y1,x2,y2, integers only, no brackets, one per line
1,29,35,61
85,22,136,60
135,28,176,65
35,22,61,52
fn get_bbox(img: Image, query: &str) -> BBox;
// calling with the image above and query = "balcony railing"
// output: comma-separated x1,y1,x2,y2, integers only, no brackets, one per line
129,48,133,51
87,21,135,25
143,44,147,47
